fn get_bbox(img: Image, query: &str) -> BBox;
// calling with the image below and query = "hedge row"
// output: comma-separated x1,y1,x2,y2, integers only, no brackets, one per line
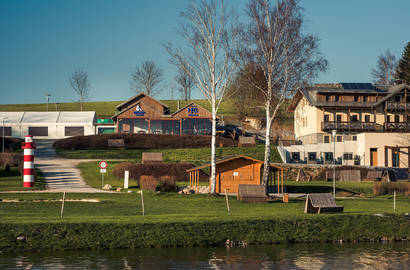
374,182,410,196
53,134,237,150
0,215,408,252
113,162,194,182
0,153,22,167
0,137,23,152
139,175,177,192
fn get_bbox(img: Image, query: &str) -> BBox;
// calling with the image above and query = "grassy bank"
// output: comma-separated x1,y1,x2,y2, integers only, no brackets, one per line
56,144,281,163
0,99,237,117
0,167,46,191
0,192,408,252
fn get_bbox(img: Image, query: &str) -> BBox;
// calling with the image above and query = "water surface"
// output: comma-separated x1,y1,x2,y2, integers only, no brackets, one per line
1,242,408,269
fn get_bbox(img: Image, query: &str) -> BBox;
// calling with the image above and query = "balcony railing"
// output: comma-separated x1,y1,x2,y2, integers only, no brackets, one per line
321,121,382,132
322,121,410,132
386,101,410,111
384,122,410,132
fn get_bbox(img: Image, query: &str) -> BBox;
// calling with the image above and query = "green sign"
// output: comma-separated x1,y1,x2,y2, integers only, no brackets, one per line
97,119,114,124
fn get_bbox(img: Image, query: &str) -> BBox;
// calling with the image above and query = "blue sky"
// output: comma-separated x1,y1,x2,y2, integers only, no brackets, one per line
0,0,409,105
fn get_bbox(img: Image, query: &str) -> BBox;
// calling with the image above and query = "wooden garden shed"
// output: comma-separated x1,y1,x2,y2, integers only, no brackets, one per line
186,155,285,194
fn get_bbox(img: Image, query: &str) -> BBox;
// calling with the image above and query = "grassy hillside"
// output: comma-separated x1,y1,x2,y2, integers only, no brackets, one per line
0,99,237,117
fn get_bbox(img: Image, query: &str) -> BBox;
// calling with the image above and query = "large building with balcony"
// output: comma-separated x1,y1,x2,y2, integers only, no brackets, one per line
283,83,409,168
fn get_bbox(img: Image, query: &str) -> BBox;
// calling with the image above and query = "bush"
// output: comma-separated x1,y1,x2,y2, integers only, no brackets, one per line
1,137,24,152
139,175,177,192
53,134,236,150
374,182,410,196
113,162,195,183
0,153,22,167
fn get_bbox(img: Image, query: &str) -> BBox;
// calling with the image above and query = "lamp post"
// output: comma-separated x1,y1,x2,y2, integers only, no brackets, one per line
1,117,8,153
46,94,51,112
331,129,336,199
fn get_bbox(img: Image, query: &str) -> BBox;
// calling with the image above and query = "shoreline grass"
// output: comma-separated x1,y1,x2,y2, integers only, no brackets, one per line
0,192,408,252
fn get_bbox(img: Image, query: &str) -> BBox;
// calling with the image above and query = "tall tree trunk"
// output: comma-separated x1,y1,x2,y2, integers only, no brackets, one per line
210,97,217,194
262,102,272,186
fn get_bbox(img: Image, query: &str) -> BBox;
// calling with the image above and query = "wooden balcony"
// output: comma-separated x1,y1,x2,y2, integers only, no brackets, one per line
384,122,410,132
385,101,410,111
321,121,382,132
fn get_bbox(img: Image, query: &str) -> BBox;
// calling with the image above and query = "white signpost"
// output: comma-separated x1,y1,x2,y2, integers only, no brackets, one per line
99,160,108,188
124,170,129,189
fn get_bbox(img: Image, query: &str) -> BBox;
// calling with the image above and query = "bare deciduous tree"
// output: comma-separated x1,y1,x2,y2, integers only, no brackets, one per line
371,50,397,85
240,0,328,185
175,67,194,101
130,61,163,96
164,0,239,194
69,69,91,111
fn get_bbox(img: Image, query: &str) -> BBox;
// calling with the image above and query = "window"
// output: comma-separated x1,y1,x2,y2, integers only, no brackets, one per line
352,135,357,141
325,152,333,162
354,155,360,165
350,115,358,122
363,96,368,102
336,114,342,122
29,127,48,136
0,127,11,137
343,152,353,160
182,118,211,135
394,115,400,123
150,120,180,135
364,115,370,122
387,115,391,122
65,127,84,136
291,152,300,161
324,135,330,143
407,96,410,102
394,95,401,102
325,95,330,102
336,136,342,142
334,95,339,102
308,152,317,161
324,114,330,122
354,95,359,102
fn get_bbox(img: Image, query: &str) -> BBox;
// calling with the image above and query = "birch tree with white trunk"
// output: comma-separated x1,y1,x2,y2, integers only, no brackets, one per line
164,0,239,194
240,0,328,186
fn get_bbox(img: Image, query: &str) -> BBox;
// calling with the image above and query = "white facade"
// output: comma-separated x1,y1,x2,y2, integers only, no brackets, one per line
0,111,96,139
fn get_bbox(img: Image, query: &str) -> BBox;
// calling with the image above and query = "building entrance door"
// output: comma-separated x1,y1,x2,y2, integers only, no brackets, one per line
370,148,378,166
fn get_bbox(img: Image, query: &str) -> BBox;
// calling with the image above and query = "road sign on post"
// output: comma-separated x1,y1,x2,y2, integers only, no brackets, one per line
99,161,108,189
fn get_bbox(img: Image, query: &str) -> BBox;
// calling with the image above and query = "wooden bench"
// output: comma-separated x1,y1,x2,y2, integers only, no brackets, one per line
363,170,383,182
141,152,163,164
238,136,256,147
237,184,268,203
108,139,125,149
304,193,344,214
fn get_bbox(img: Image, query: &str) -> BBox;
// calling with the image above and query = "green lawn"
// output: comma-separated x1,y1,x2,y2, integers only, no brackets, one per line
0,166,46,191
0,192,408,224
57,144,282,164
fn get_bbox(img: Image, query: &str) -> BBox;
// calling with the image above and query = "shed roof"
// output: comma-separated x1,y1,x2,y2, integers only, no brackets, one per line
186,155,285,172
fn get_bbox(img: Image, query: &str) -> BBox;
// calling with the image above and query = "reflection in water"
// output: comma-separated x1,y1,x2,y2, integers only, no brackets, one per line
0,242,408,269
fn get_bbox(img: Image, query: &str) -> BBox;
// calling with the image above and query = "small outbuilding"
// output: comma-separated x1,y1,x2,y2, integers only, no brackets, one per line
186,155,285,195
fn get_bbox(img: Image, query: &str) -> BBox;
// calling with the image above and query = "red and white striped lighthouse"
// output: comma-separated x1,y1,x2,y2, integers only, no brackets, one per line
22,135,36,188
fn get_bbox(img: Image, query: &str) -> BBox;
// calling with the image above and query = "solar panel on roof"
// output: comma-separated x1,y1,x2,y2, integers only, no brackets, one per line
340,83,374,90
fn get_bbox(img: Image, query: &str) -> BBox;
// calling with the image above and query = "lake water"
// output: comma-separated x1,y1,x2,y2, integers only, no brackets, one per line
0,242,408,269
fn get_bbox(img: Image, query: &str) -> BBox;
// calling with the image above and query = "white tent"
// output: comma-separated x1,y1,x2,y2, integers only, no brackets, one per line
0,111,96,139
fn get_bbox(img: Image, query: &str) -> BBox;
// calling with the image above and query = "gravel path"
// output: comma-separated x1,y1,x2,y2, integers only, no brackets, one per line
33,140,108,193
